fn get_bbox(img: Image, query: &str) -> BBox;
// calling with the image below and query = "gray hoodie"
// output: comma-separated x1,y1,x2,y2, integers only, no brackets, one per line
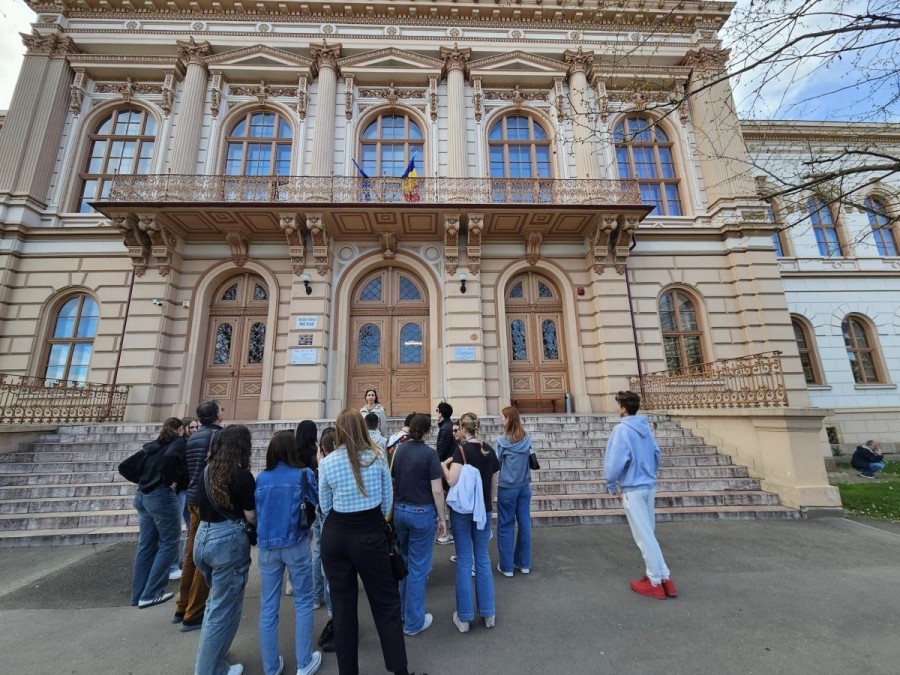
495,434,532,488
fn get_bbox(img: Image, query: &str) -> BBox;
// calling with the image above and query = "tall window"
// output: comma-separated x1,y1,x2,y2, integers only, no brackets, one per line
842,315,883,384
767,200,789,257
808,195,842,256
488,115,553,203
864,196,898,256
44,295,99,384
791,317,822,385
614,116,682,216
360,113,423,176
658,289,704,373
225,111,292,176
78,109,156,213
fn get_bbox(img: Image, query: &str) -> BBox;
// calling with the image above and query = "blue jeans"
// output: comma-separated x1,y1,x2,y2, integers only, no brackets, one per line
310,515,331,615
868,462,885,473
449,509,494,621
171,490,189,574
259,541,316,675
497,484,532,573
131,486,181,605
193,520,252,675
394,502,437,631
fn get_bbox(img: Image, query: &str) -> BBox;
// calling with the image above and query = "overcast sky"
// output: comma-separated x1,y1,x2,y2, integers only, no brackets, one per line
0,0,894,123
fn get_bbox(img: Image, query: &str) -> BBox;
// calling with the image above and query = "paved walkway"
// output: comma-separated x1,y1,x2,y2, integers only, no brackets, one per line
1,518,898,674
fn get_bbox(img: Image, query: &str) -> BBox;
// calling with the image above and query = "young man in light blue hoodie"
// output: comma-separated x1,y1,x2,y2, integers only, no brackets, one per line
604,390,677,600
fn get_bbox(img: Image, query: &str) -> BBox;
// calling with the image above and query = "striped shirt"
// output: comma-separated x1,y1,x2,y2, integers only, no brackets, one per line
319,446,393,518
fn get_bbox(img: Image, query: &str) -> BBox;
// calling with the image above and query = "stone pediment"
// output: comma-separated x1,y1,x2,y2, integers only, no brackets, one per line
206,45,314,70
338,48,444,81
469,51,568,76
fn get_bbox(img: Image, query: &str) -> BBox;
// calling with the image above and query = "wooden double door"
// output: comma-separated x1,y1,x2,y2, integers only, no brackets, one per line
347,268,430,417
201,273,269,420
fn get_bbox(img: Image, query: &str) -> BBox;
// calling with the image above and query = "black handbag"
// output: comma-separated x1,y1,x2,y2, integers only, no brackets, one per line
528,452,541,471
299,469,316,529
384,519,408,581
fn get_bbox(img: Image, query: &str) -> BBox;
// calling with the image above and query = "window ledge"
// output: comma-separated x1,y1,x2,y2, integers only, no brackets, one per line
853,384,897,390
806,385,832,391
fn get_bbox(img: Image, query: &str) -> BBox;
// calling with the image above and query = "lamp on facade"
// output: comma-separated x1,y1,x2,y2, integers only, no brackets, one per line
459,272,467,294
302,273,312,295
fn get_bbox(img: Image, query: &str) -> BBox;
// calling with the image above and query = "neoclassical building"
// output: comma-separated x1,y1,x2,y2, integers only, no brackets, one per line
3,0,897,509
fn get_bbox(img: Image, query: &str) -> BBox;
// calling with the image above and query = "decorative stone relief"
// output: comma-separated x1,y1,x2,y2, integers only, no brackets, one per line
177,37,211,66
279,212,305,276
472,77,483,123
467,214,483,275
484,86,544,106
525,232,543,266
190,21,207,31
124,20,141,30
429,75,439,122
21,29,80,57
162,69,182,117
444,215,460,276
311,41,342,75
440,45,471,78
589,215,618,275
226,231,249,268
230,81,297,101
593,77,609,124
344,74,354,120
509,29,524,39
112,214,149,277
385,26,400,36
137,213,178,277
306,213,330,275
210,71,223,118
681,46,731,72
380,232,397,259
257,23,272,33
614,217,640,274
321,24,336,35
359,84,426,101
69,69,86,117
447,28,462,38
554,78,565,122
297,76,308,119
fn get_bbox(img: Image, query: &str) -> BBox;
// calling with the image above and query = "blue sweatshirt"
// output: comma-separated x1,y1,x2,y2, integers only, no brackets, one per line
603,415,660,495
495,434,532,488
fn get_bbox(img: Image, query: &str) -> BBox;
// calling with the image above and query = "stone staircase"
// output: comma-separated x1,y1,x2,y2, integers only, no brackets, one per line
0,414,798,546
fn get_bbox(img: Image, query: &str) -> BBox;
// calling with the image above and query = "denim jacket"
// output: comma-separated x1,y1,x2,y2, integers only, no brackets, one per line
254,462,318,549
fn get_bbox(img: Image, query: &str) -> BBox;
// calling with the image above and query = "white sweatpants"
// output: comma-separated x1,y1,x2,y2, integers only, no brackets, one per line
622,486,670,585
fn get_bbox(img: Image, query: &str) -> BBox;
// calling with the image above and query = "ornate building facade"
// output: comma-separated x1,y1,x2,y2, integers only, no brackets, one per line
8,0,899,509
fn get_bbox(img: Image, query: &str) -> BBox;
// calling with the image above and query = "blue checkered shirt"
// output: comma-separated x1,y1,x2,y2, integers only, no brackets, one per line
319,446,393,518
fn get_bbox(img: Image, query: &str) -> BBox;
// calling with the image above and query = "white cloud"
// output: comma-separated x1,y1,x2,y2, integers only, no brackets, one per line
0,0,36,110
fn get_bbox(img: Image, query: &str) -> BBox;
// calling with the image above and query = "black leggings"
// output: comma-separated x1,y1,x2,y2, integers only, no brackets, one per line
321,508,407,675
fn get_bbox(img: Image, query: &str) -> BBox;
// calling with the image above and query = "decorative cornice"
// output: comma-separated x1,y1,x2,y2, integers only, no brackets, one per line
205,44,314,69
338,46,443,71
21,29,80,58
176,36,211,66
469,50,567,73
741,120,900,145
310,41,342,77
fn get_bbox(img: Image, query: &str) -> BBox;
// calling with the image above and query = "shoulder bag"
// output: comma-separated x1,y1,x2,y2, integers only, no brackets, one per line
299,468,316,529
384,447,409,581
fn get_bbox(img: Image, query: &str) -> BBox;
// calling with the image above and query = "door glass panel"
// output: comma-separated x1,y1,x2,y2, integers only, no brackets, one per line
222,284,238,301
360,278,382,302
247,322,266,364
511,320,528,361
399,323,423,364
357,323,381,365
538,282,554,299
398,276,421,301
508,282,523,299
214,324,233,365
253,284,268,301
542,320,560,360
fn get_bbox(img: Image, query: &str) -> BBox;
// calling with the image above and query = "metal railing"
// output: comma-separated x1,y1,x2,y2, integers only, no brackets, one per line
107,174,642,207
0,374,129,424
629,351,789,411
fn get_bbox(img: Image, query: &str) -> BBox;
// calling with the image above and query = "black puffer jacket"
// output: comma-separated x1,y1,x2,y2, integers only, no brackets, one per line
137,437,186,494
185,423,223,506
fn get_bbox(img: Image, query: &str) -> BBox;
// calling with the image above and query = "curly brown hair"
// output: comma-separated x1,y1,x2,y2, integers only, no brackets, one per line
207,425,252,510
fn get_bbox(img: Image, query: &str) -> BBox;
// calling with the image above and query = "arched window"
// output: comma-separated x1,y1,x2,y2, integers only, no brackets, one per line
767,200,790,258
658,289,704,373
224,111,293,176
489,115,552,203
614,116,682,216
78,109,156,213
360,113,424,176
44,294,99,384
864,197,898,256
808,195,842,256
842,315,883,384
791,317,822,385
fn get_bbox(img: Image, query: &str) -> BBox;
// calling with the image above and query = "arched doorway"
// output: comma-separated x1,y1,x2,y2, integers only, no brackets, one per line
201,272,270,420
347,267,430,416
505,272,568,413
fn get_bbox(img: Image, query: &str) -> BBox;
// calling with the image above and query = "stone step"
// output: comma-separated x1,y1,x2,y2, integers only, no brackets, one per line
0,509,137,532
532,477,764,493
532,504,800,526
0,482,137,501
530,465,750,483
0,472,126,487
0,494,138,514
0,525,139,548
531,490,783,511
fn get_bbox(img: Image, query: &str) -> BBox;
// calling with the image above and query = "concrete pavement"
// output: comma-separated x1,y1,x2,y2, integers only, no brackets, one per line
0,518,898,674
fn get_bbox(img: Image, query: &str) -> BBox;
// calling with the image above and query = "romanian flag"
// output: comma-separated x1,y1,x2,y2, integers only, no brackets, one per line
351,158,372,201
401,156,420,203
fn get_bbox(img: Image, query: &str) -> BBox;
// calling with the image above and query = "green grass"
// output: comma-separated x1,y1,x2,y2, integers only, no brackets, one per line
882,460,900,476
838,481,900,521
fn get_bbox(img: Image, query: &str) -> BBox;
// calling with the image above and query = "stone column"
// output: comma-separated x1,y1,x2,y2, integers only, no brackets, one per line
682,46,756,209
0,31,79,210
309,42,342,178
169,38,211,175
440,46,471,179
564,48,597,179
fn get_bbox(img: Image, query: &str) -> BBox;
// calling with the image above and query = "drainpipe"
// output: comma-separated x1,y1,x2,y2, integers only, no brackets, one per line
623,233,645,399
108,269,136,419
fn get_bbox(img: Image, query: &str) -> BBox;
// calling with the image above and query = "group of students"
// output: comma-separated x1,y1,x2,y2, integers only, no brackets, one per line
127,391,538,675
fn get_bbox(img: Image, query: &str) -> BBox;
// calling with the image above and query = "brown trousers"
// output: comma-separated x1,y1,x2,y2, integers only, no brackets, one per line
176,505,209,620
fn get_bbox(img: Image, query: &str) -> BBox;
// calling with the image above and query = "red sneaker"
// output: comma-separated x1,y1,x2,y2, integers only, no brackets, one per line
661,578,678,598
630,577,666,600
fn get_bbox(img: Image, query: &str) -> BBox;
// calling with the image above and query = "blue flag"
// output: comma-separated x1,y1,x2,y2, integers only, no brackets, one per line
401,156,419,202
351,158,372,201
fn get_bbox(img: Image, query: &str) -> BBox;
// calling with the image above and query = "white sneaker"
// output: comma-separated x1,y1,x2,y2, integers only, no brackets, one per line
226,665,243,675
496,563,513,578
436,533,454,545
452,611,470,633
297,651,322,675
168,568,182,581
138,592,174,608
514,564,531,574
403,613,433,636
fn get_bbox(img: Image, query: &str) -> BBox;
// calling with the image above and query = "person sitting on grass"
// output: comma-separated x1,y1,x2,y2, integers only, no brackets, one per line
851,440,885,479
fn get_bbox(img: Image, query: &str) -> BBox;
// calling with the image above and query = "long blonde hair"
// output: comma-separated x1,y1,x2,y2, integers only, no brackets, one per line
459,412,490,457
501,406,527,443
335,408,381,496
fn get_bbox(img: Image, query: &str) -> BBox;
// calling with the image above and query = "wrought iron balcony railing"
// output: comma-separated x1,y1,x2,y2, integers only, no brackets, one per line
629,351,789,411
107,174,642,207
0,374,129,425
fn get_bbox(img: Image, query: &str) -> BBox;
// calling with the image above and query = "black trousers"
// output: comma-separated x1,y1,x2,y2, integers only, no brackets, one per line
321,508,407,675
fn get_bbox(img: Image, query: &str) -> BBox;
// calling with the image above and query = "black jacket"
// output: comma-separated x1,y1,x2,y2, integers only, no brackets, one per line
435,418,454,462
137,437,185,494
185,423,223,506
851,445,884,471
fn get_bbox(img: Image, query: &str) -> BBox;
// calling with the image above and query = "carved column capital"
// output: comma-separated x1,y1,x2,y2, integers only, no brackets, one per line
440,45,471,79
21,30,81,58
444,214,461,276
310,41,342,77
177,37,211,67
681,46,731,73
564,47,594,80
